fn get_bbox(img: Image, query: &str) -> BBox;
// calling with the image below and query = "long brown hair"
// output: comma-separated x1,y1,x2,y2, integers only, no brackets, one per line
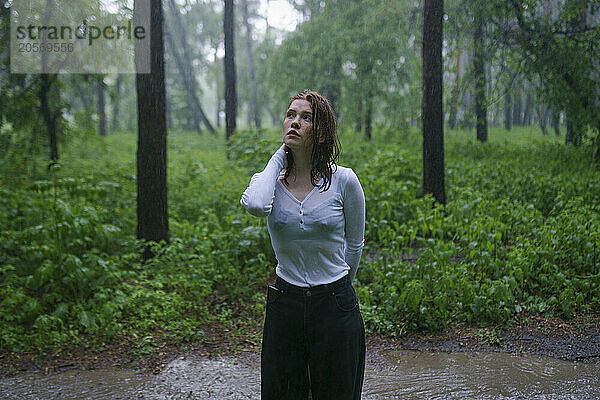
283,90,341,192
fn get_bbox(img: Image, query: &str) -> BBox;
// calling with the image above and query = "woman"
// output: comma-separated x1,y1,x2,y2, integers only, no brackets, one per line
240,90,366,400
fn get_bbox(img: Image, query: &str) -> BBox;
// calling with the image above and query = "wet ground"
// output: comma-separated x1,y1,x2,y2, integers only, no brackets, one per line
2,349,600,399
2,314,599,399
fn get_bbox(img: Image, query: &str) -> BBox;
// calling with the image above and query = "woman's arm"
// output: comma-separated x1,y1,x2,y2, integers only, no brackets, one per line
239,145,287,217
343,168,366,283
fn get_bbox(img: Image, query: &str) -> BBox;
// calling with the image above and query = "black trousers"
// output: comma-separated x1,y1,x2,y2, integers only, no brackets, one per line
261,274,365,400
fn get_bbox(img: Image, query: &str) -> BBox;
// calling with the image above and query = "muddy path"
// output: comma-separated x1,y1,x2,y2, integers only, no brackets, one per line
3,345,600,399
1,314,599,399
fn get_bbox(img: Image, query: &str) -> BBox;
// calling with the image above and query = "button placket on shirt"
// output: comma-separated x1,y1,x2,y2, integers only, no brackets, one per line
299,205,304,228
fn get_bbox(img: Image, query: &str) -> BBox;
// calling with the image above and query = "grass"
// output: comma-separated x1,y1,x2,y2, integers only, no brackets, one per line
0,123,598,355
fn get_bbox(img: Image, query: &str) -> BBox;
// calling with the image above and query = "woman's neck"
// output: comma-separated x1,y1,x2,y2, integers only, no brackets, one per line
290,148,312,182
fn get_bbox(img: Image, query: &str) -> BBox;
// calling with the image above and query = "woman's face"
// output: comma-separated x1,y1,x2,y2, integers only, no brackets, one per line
283,99,314,152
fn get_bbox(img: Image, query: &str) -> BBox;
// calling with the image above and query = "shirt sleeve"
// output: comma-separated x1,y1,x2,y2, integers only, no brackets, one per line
343,168,366,283
239,148,287,217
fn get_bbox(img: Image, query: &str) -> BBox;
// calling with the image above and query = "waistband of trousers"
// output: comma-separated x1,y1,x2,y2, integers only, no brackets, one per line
275,274,350,296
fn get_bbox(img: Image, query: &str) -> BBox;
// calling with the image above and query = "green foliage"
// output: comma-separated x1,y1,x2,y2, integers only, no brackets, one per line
1,126,599,355
226,128,281,175
355,128,599,334
264,0,420,132
473,0,600,150
0,129,277,353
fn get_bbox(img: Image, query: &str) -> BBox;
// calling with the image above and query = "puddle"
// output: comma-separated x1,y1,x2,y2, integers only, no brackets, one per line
0,368,148,400
362,351,600,399
149,357,261,399
1,351,599,399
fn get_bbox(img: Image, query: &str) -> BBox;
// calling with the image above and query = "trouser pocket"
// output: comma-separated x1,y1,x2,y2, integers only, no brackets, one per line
266,285,283,305
332,284,359,312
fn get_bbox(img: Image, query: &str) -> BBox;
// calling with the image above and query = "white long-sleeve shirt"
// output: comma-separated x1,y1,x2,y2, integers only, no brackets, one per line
240,148,365,287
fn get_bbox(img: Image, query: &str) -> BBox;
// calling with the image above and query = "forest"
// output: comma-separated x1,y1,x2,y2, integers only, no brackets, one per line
1,0,599,369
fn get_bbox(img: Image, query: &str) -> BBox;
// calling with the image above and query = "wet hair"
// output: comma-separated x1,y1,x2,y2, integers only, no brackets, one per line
283,89,341,192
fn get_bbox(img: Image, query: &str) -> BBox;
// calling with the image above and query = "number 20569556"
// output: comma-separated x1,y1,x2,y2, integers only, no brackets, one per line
18,42,74,53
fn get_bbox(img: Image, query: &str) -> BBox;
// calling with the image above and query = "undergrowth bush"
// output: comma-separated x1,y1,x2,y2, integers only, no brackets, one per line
1,126,598,353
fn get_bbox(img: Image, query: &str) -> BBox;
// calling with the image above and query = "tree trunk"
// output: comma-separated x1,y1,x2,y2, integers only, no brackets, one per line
356,99,363,133
461,90,474,129
422,0,446,205
112,74,123,131
552,112,560,136
97,77,106,137
39,0,60,161
563,9,588,148
215,93,221,129
224,0,237,140
265,0,271,36
322,60,341,120
492,88,502,127
458,49,472,128
542,107,551,134
486,62,493,122
164,26,200,133
167,0,215,134
566,118,574,144
565,115,582,146
522,92,533,126
242,0,260,128
473,17,487,143
74,75,92,111
537,104,548,135
512,83,522,126
168,0,199,133
448,48,461,130
319,54,342,120
166,98,173,130
504,90,512,131
214,50,221,129
265,103,279,126
365,96,372,140
135,0,169,259
40,73,59,161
